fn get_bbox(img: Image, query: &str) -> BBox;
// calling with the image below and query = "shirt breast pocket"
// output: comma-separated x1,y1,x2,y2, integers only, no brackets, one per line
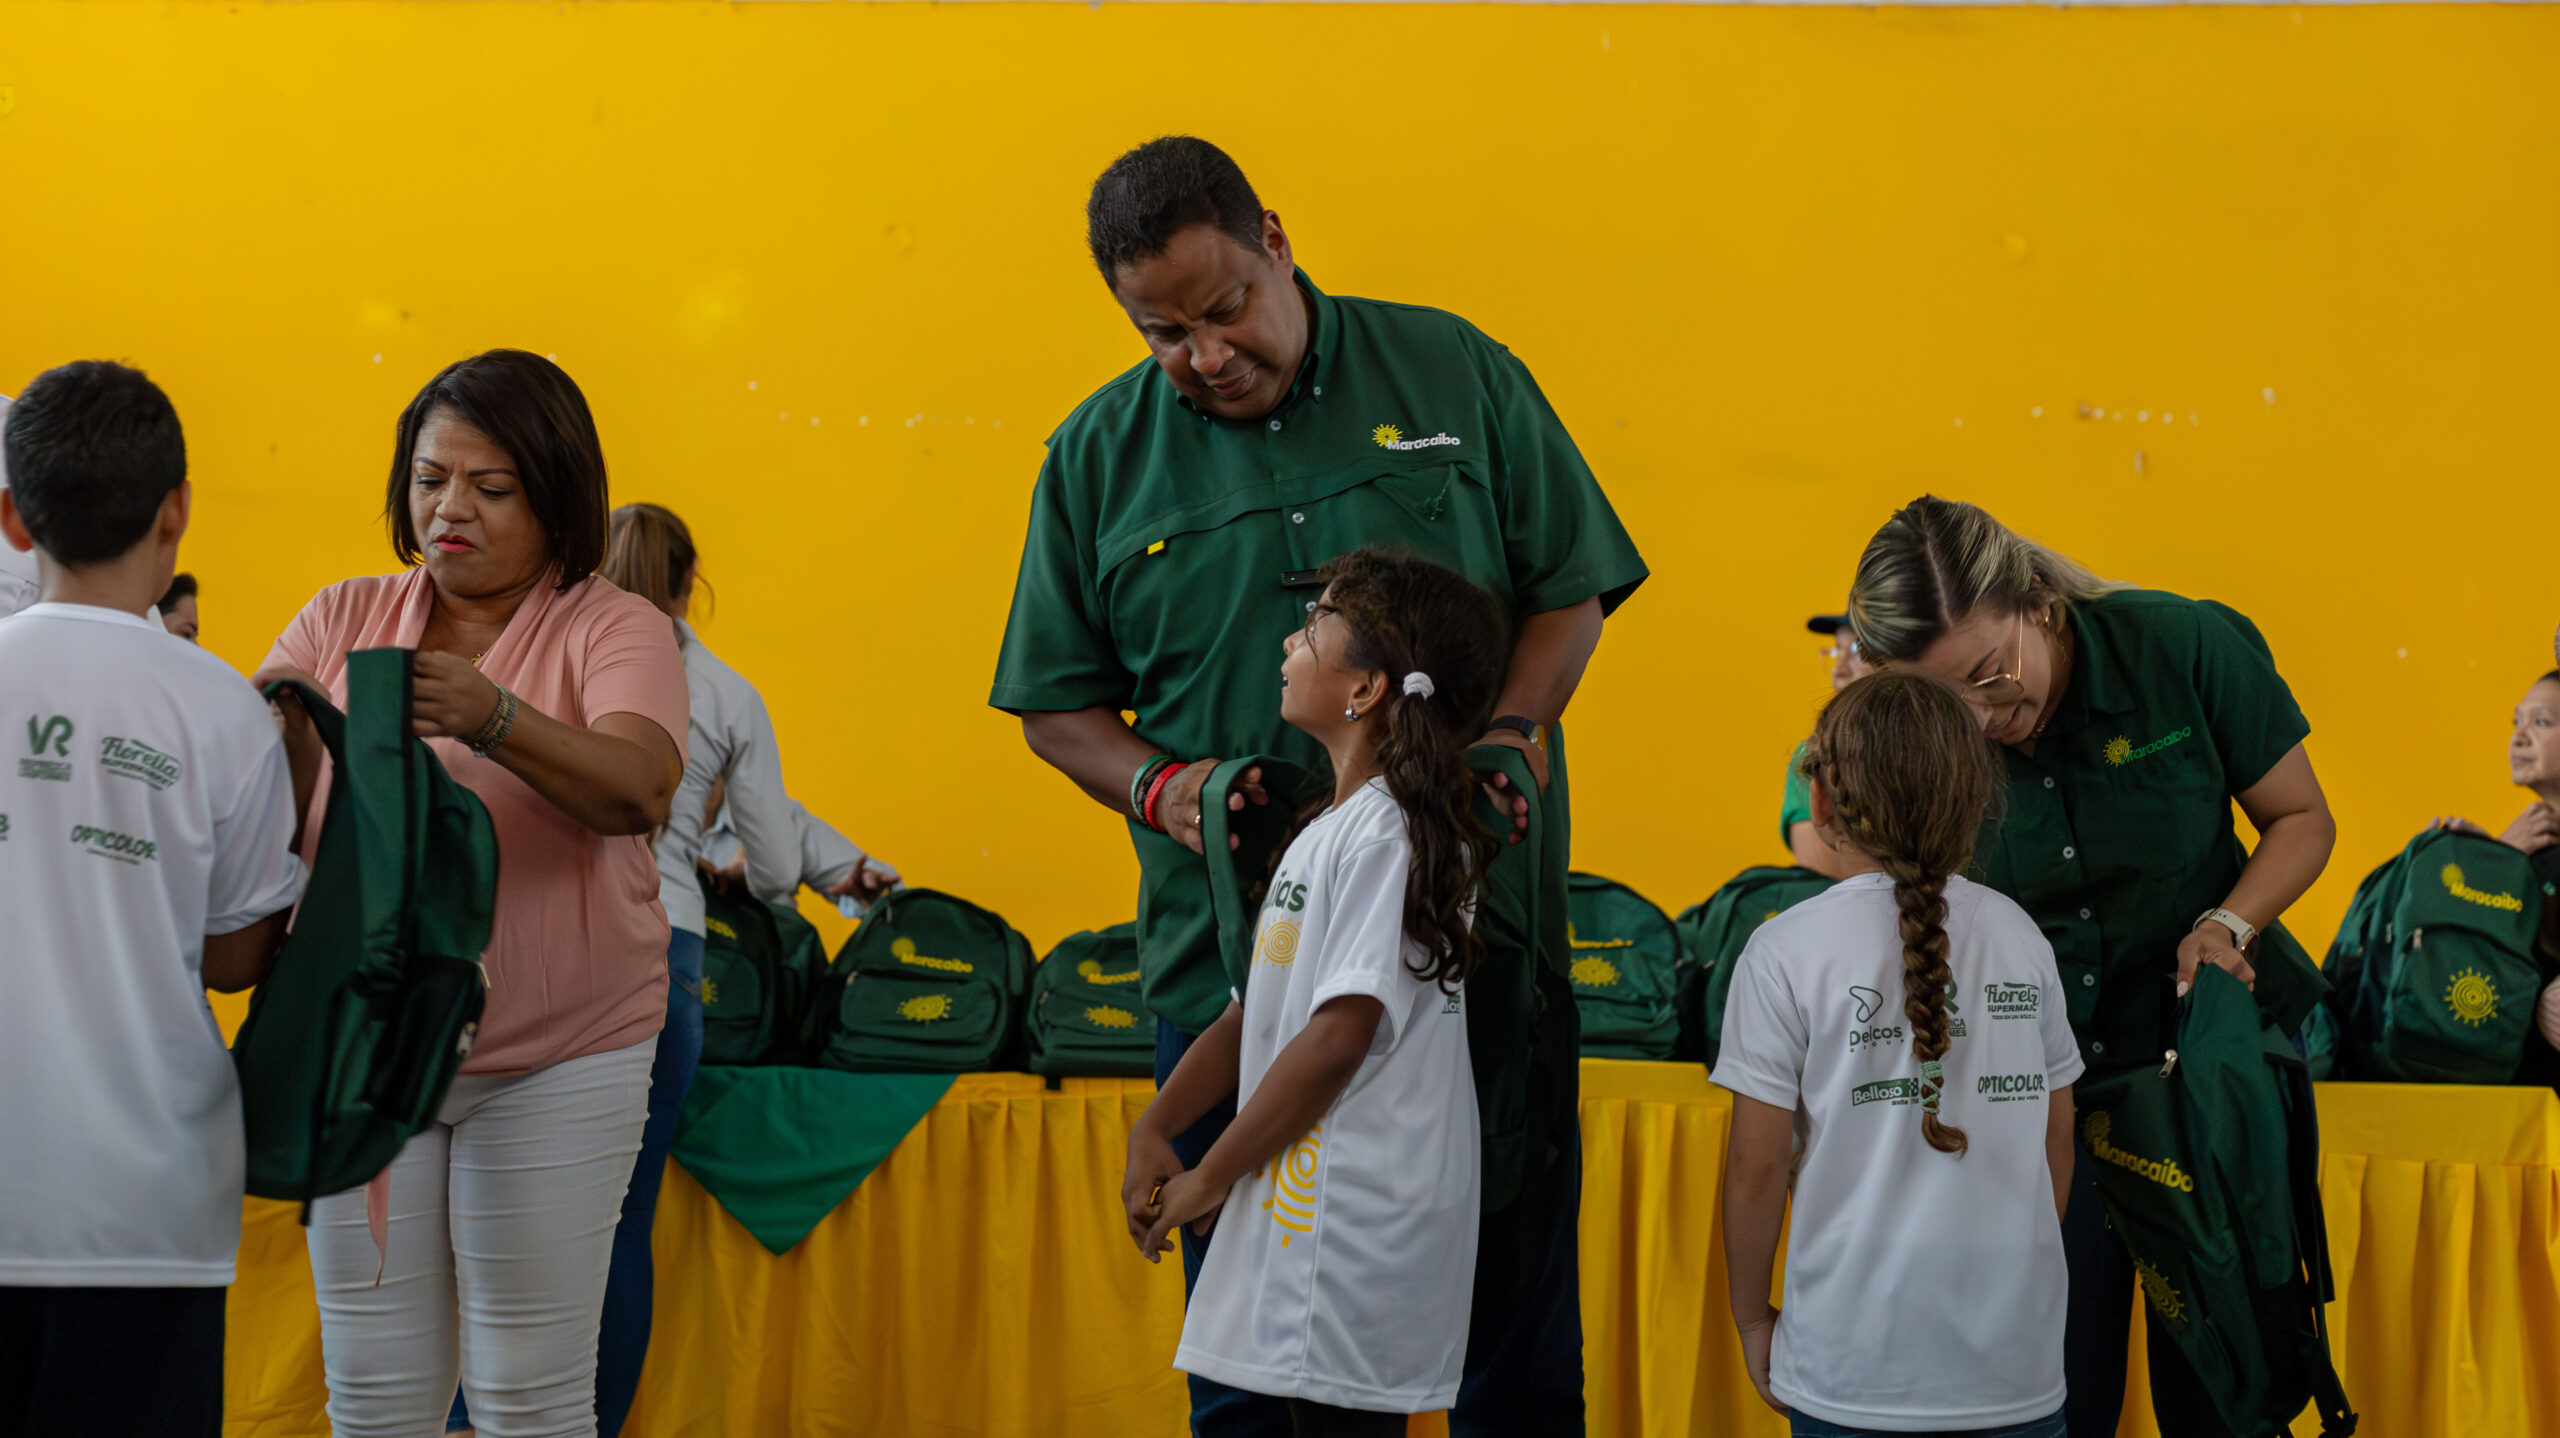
1293,462,1507,601
2086,738,2226,884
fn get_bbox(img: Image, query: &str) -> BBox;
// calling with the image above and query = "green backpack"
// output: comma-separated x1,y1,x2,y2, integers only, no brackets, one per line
2075,966,2356,1437
235,650,495,1209
1564,873,1686,1061
1681,865,1837,1065
2325,828,2542,1084
1026,923,1156,1077
699,882,832,1067
809,888,1032,1073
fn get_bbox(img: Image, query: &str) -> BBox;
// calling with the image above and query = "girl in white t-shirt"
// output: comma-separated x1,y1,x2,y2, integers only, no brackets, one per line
1125,547,1507,1435
1714,673,2085,1438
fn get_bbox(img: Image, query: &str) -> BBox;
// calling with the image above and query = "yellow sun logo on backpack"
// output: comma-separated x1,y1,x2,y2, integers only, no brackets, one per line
898,994,953,1023
1571,956,1622,988
1082,1005,1137,1030
2444,966,2500,1027
2135,1259,2187,1324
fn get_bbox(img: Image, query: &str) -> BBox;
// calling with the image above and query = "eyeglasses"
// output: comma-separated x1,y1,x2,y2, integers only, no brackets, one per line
1818,638,1861,663
1960,612,2033,726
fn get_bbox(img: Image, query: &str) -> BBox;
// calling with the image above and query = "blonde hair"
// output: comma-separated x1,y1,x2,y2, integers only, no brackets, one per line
1847,496,2128,664
1801,673,2002,1156
602,502,707,623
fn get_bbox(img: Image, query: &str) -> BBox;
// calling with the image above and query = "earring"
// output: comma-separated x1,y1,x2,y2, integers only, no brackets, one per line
1344,706,1362,721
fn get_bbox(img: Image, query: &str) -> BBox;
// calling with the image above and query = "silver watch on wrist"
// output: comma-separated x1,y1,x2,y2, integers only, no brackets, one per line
2193,907,2257,950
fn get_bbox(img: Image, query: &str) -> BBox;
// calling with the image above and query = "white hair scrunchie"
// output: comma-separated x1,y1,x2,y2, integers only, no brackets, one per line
1401,671,1437,699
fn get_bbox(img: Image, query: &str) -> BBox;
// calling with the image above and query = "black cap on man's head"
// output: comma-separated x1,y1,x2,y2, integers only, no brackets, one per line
1806,614,1849,636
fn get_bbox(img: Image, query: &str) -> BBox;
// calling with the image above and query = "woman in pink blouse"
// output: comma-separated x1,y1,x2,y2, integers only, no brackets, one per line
256,350,688,1438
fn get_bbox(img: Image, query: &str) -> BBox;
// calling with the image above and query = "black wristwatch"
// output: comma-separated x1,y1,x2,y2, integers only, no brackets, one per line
1488,715,1545,745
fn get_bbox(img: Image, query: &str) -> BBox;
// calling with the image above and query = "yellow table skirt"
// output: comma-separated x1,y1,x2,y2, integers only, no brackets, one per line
222,1065,2560,1437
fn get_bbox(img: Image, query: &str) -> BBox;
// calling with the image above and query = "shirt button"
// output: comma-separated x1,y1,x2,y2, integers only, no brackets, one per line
2044,777,2057,790
1314,386,1324,398
2090,1041,2107,1056
2062,846,2077,860
1290,512,1305,525
1268,419,1282,432
1304,600,1317,613
2079,908,2094,921
2081,974,2097,988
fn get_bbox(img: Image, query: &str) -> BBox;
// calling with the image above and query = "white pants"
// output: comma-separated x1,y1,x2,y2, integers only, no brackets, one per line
308,1038,654,1438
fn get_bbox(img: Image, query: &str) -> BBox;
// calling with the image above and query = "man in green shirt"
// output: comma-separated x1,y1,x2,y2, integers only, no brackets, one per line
991,138,1645,1437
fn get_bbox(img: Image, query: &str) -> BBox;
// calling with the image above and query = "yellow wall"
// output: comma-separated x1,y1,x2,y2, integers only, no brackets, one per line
5,2,2556,1007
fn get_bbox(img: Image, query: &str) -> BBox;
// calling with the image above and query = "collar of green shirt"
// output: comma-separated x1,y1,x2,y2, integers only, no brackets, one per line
2040,596,2144,737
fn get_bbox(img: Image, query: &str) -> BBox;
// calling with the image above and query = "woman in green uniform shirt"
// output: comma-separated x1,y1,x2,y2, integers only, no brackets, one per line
1843,496,2337,1438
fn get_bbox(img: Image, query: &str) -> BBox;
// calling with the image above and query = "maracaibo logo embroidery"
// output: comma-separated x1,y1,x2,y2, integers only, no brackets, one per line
1075,957,1141,986
2103,727,2194,768
2083,1111,2194,1193
20,715,73,782
892,936,972,974
2440,862,2525,913
1370,423,1461,453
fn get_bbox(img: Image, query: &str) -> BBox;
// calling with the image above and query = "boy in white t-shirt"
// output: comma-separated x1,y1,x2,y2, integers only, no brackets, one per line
1125,548,1509,1435
1714,673,2082,1438
0,361,307,1437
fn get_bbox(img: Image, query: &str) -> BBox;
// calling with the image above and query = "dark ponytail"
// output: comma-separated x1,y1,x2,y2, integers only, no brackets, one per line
1801,672,2001,1157
1320,547,1510,990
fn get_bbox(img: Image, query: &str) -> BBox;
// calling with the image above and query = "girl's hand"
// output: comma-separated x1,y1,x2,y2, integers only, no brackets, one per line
1123,1122,1184,1253
1137,1167,1230,1263
1734,1304,1785,1415
2176,923,2256,997
410,650,502,741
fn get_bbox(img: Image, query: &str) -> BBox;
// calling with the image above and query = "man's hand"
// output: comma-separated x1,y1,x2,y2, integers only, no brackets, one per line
1158,760,1267,856
1137,1166,1231,1262
1734,1304,1785,1415
410,650,502,741
2176,921,2257,996
1472,729,1540,844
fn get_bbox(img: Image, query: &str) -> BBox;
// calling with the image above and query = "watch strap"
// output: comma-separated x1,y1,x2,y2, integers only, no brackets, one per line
1489,715,1544,744
2194,907,2257,949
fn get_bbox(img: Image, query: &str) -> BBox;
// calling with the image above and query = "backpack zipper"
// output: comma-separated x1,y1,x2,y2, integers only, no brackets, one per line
2159,1049,2179,1078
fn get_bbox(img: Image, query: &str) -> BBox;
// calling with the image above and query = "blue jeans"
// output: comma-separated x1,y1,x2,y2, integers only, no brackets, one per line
1789,1407,2067,1438
447,928,704,1438
1154,1020,1585,1438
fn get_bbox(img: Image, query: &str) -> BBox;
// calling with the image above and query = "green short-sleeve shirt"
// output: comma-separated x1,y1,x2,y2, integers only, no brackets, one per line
1970,589,2326,1074
1780,743,1812,847
991,270,1648,1034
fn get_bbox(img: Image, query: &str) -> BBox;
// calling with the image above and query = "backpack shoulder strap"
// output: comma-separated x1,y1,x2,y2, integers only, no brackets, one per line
1199,757,1318,997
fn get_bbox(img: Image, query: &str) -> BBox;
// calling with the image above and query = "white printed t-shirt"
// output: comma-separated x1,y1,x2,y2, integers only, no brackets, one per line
1711,873,2084,1432
1176,778,1479,1413
0,603,306,1285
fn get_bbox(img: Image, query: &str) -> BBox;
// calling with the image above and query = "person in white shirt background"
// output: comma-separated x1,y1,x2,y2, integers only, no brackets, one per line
1127,546,1508,1436
1715,672,2082,1438
442,500,900,1438
159,571,200,641
0,360,307,1437
0,391,40,620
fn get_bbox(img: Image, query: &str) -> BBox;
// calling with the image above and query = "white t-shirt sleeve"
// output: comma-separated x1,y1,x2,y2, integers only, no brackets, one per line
205,721,308,935
1711,934,1808,1111
2034,944,2086,1090
1306,837,1416,1053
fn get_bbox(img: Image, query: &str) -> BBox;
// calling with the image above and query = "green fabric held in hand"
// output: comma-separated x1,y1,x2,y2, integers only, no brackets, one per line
670,1066,955,1255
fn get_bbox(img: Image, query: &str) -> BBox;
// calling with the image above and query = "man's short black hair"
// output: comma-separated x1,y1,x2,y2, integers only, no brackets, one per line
2,360,187,566
1086,136,1265,288
160,572,198,608
384,349,610,586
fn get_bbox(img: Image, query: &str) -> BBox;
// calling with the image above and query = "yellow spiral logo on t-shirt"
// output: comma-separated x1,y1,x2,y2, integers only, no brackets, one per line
898,994,953,1023
1571,955,1621,988
2444,967,2500,1027
1260,1124,1323,1247
1256,919,1301,968
1082,1004,1138,1030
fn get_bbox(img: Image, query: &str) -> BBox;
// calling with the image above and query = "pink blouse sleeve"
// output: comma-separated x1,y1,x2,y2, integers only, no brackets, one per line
578,595,688,753
263,586,337,678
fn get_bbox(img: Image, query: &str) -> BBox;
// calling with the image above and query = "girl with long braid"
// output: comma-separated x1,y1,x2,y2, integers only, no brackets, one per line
1716,673,2082,1438
1125,547,1508,1436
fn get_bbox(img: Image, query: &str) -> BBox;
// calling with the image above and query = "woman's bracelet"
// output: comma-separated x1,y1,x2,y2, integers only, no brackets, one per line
469,684,521,758
1129,753,1174,820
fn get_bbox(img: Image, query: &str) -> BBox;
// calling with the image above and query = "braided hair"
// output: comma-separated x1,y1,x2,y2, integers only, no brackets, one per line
1800,672,2002,1156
